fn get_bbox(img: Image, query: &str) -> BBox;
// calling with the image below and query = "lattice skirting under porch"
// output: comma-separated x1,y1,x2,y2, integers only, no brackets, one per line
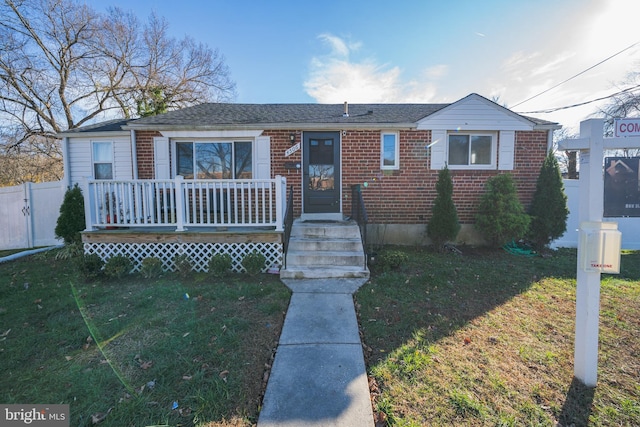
84,242,282,274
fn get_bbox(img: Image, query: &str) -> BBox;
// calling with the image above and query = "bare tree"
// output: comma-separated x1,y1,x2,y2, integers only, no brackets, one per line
0,0,236,148
0,131,63,185
596,70,640,157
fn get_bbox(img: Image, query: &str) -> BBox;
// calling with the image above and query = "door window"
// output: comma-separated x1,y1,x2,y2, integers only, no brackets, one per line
308,139,334,191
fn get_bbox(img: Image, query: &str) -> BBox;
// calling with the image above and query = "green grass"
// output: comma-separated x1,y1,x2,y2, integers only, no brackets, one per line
0,249,291,427
357,247,640,426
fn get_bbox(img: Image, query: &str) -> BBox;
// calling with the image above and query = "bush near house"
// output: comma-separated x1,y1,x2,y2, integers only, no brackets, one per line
104,255,133,279
242,251,266,275
140,257,164,279
55,184,85,245
528,150,569,249
427,165,460,251
475,174,530,248
208,253,233,278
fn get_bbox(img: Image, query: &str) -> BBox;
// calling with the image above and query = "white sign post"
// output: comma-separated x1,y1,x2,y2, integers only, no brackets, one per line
559,118,640,387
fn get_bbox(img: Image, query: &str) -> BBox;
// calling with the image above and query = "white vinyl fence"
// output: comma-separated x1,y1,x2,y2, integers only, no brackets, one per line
0,181,66,250
552,179,640,249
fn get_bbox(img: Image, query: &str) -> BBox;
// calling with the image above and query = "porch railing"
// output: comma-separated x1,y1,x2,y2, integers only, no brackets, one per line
84,176,287,232
351,184,368,268
282,185,295,269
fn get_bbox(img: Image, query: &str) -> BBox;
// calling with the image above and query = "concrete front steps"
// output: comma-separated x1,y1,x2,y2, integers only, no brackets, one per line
280,219,370,279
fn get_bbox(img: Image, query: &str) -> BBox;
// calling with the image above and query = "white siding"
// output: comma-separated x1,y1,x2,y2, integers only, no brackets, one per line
417,94,533,131
68,136,132,184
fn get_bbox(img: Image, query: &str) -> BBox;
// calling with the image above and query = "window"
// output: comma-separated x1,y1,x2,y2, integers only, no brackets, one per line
92,141,113,179
381,132,399,170
447,133,495,168
176,141,252,179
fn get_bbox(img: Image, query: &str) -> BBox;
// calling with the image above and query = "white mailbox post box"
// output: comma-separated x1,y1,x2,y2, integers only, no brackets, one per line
578,222,622,274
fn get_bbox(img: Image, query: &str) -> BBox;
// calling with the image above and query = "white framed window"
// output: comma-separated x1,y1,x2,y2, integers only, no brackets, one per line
92,141,113,179
447,132,496,169
381,132,399,170
175,140,253,179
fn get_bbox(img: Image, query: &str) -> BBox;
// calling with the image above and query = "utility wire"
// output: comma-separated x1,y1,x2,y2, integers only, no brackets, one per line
517,84,640,114
511,41,640,109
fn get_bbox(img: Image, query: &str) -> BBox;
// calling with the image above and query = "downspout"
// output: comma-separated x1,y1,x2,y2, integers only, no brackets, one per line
547,128,554,153
131,130,138,180
61,137,71,188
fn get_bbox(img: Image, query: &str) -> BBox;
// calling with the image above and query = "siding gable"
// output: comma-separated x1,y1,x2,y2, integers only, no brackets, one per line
416,94,534,131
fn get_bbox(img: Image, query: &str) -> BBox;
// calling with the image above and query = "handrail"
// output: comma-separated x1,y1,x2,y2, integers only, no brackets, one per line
350,184,368,268
282,185,295,269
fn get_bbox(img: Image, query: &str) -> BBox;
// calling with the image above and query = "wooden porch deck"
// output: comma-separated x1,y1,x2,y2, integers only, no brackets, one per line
81,226,282,245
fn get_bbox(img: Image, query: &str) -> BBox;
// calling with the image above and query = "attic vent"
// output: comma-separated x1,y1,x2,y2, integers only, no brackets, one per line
343,101,349,117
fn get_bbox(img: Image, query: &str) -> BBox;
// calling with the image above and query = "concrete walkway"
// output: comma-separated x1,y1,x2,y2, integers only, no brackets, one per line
258,278,374,427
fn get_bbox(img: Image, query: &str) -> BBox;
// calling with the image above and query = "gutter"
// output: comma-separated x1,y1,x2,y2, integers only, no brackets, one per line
61,137,71,188
123,122,419,131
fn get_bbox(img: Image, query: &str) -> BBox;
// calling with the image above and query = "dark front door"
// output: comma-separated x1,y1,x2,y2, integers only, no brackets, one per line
303,131,341,213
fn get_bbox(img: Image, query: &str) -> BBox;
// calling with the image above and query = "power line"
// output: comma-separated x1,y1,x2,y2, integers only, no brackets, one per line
516,84,640,114
511,41,640,109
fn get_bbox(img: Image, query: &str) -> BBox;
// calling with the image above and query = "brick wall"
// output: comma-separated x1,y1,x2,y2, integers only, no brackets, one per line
267,128,548,224
138,128,548,225
135,131,162,179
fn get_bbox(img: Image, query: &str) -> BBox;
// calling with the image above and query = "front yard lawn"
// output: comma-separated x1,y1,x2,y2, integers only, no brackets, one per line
0,249,290,426
356,247,640,426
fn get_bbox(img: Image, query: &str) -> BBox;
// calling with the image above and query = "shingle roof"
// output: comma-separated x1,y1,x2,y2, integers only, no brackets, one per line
59,97,559,135
60,118,134,134
126,103,450,128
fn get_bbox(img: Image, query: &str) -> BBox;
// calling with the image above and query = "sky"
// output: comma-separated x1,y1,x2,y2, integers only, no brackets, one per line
93,0,640,133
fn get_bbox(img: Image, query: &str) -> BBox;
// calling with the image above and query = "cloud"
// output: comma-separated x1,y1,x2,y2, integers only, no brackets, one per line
425,64,448,80
316,33,354,58
305,34,438,103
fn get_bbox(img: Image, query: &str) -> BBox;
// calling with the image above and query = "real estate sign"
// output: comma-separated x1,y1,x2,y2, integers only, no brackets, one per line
604,157,640,217
615,118,640,137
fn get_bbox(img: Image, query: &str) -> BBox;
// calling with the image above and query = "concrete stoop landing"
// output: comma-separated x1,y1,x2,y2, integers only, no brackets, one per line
280,219,370,280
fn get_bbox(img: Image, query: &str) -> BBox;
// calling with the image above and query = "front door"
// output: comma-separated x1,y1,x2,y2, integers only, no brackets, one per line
303,131,341,214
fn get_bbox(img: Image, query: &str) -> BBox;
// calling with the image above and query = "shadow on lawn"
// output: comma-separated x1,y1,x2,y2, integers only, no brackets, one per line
357,247,579,361
558,377,595,426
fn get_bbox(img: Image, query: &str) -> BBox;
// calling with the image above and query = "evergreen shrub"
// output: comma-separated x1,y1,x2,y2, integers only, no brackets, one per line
528,151,569,249
55,184,85,245
427,165,460,252
475,174,530,248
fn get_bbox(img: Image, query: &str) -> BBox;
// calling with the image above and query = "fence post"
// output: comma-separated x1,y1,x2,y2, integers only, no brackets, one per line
275,175,285,232
175,175,185,231
22,182,34,248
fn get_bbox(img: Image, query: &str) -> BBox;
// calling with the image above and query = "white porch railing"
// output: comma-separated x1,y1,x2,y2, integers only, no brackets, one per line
84,176,287,232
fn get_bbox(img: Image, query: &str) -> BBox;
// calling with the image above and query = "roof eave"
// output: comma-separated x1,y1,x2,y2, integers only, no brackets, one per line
124,122,419,131
57,130,131,138
533,123,562,131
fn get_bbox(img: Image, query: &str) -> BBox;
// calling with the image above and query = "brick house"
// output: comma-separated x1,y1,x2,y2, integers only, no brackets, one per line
58,93,559,278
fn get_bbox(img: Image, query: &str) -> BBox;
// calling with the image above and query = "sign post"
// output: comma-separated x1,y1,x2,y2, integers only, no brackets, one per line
559,118,640,387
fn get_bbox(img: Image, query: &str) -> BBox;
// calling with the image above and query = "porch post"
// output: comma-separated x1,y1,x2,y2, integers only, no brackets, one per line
175,175,186,232
275,175,285,232
83,177,96,232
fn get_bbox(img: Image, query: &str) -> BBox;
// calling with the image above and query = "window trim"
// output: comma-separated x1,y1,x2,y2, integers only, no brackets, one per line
380,131,400,170
446,131,497,170
172,139,254,179
91,141,114,179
